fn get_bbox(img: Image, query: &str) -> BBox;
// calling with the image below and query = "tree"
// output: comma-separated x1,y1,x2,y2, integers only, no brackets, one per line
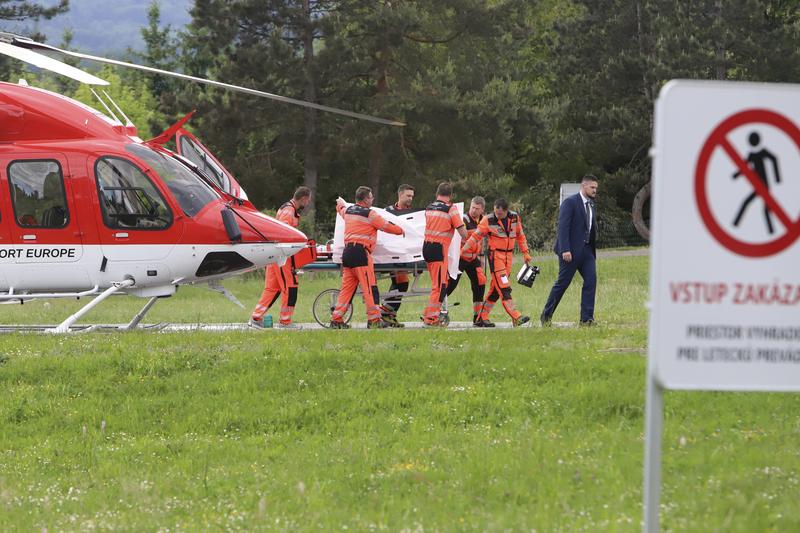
0,0,70,80
140,1,175,94
137,0,178,136
174,0,800,246
178,0,337,226
176,0,545,236
322,0,536,202
516,0,800,246
0,0,67,21
71,65,163,137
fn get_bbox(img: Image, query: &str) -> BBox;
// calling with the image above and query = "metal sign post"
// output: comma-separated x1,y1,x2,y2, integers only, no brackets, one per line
643,372,663,533
645,80,800,531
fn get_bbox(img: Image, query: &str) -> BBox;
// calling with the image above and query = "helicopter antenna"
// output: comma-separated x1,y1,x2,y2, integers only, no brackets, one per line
89,88,122,124
103,90,135,128
2,33,405,127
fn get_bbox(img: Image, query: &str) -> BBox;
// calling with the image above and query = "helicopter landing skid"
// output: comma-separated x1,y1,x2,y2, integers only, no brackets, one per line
47,279,136,333
0,322,168,334
42,298,166,333
77,321,168,333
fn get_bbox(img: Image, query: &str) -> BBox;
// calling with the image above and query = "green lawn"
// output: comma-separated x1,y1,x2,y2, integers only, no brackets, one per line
1,252,647,327
1,252,798,531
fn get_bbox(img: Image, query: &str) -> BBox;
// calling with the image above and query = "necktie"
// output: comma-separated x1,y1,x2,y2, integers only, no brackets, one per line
585,200,591,230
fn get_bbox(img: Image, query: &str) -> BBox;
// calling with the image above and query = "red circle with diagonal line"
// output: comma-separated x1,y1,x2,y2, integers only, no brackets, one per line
695,109,800,257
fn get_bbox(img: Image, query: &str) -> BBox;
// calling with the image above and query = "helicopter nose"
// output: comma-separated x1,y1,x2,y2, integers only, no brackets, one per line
236,209,307,243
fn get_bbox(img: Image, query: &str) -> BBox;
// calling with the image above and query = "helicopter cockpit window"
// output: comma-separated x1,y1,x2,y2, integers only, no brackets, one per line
126,144,218,217
178,136,231,193
95,157,172,230
8,160,69,229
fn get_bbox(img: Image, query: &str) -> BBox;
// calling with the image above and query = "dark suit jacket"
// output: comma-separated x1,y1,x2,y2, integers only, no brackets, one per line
553,193,597,258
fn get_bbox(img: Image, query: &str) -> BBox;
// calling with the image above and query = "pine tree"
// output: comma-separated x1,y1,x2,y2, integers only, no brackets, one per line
140,1,176,99
0,0,70,80
0,0,67,20
178,0,335,224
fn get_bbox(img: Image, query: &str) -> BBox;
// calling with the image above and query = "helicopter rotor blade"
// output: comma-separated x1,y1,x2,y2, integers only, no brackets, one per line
3,33,405,127
0,41,109,86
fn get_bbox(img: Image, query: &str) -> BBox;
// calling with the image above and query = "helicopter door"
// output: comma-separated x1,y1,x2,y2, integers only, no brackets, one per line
1,155,90,290
91,155,183,290
0,165,10,291
175,129,248,200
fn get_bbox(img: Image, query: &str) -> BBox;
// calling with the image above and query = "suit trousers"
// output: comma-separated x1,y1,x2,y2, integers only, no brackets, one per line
541,249,596,322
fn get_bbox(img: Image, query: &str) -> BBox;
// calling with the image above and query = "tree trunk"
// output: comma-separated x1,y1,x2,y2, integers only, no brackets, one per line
714,0,726,80
368,33,391,203
302,0,320,223
635,1,655,128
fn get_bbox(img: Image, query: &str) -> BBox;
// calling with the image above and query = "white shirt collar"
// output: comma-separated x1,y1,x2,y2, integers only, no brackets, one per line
579,191,590,205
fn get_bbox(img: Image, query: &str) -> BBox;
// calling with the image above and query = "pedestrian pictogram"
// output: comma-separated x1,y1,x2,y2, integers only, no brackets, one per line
695,109,800,257
731,131,782,234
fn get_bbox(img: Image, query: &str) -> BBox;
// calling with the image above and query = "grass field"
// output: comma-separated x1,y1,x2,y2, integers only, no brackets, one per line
1,252,799,531
1,252,646,327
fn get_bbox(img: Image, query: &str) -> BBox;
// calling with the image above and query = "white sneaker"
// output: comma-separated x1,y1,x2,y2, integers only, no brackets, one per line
276,322,299,329
248,318,265,329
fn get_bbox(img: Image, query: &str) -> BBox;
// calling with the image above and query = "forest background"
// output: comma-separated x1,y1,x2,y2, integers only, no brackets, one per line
1,0,799,247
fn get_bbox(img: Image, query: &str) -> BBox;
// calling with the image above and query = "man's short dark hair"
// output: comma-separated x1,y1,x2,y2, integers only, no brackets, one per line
494,198,509,210
436,182,453,197
355,186,373,202
293,186,312,200
582,174,599,183
397,184,415,195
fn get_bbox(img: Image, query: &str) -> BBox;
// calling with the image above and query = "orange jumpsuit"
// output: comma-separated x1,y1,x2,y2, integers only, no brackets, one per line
463,211,530,322
252,200,301,325
331,202,403,325
422,199,465,324
446,213,487,321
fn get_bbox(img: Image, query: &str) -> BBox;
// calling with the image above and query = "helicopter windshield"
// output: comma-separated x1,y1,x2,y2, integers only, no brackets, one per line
178,135,231,193
127,144,218,217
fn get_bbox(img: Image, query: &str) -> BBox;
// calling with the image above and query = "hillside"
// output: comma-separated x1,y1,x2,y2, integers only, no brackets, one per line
1,0,191,54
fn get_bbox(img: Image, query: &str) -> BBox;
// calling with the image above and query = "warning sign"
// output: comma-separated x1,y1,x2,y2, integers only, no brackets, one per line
695,109,800,257
649,80,800,391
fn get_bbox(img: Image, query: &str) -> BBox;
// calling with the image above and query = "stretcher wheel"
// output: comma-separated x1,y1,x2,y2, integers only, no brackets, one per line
313,289,353,328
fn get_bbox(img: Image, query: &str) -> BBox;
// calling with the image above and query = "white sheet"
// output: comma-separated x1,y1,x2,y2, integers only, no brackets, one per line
333,203,463,280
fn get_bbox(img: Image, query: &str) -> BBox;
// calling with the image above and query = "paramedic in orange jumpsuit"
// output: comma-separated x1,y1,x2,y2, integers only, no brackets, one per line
462,198,531,327
384,183,417,317
446,196,487,324
250,186,311,328
422,182,468,326
330,186,405,329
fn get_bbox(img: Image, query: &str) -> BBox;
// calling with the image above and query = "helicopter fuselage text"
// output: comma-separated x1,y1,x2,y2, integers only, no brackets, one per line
0,247,77,260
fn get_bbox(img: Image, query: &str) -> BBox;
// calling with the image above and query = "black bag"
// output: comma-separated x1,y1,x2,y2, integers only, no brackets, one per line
516,263,540,288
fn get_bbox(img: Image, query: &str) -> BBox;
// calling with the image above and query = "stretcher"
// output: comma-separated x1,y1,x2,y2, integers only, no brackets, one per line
303,204,465,328
303,253,446,327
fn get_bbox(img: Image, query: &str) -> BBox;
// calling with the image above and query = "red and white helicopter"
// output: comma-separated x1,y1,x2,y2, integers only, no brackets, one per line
0,32,403,332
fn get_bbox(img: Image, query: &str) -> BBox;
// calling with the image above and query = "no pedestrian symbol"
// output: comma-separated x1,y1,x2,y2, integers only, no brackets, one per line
695,109,800,257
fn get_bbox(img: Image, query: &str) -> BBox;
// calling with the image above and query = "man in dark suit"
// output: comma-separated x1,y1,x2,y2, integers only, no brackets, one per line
541,174,599,326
